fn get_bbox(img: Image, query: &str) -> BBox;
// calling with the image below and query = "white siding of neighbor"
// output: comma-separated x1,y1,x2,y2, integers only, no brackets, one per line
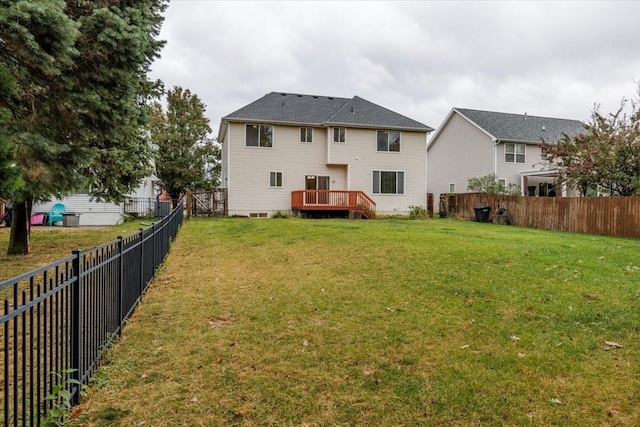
32,196,123,226
496,142,550,187
226,122,428,216
221,124,230,190
32,176,158,226
427,112,494,203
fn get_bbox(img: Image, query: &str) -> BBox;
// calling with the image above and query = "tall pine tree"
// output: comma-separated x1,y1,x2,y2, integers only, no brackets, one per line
0,0,167,254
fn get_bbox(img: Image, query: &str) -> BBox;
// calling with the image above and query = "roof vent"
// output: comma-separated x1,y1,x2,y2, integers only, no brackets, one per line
281,101,285,107
351,106,355,114
313,96,318,98
542,125,546,131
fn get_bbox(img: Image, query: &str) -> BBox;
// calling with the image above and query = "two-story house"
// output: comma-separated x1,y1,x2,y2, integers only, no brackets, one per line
218,92,434,218
427,108,585,202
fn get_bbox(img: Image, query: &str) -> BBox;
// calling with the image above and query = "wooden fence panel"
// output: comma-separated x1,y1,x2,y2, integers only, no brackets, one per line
452,193,640,239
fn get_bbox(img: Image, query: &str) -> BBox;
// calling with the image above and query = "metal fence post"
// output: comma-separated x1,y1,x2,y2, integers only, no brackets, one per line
152,223,156,272
117,236,124,334
70,249,82,405
139,229,144,295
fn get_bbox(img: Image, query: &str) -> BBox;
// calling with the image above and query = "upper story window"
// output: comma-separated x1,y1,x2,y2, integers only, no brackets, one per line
300,127,313,143
377,130,400,152
333,127,346,143
505,143,525,163
246,124,273,148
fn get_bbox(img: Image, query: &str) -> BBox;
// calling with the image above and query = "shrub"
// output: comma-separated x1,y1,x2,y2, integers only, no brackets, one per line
408,205,427,219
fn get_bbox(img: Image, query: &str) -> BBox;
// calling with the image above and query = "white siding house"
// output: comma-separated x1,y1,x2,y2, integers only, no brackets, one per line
218,92,434,217
32,175,160,226
427,108,585,203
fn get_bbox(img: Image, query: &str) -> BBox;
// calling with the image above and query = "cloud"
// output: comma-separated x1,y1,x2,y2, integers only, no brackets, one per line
150,1,640,136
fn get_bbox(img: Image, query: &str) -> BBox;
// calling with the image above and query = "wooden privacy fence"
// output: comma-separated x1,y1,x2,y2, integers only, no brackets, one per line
449,193,640,239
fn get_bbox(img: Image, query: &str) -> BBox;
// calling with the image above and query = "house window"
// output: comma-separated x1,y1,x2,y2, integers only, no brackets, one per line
449,183,455,193
333,127,346,143
505,143,525,163
498,179,506,187
246,124,273,147
377,130,400,152
373,171,404,194
269,171,283,188
300,127,313,143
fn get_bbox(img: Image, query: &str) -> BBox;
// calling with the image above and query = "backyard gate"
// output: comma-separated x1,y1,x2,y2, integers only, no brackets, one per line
190,189,227,217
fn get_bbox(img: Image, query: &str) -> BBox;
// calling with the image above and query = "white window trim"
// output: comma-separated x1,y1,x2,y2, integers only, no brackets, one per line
332,127,346,143
269,171,283,188
504,142,526,164
449,183,456,193
377,130,401,153
245,124,274,148
300,127,313,143
372,170,405,195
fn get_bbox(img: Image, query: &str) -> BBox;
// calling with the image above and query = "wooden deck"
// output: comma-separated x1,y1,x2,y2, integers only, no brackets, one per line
291,190,376,218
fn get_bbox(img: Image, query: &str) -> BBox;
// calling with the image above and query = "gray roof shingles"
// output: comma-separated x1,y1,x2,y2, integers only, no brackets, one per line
223,92,433,132
455,108,585,143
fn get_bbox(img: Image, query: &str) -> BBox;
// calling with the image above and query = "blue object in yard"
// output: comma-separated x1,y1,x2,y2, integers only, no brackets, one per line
47,203,66,226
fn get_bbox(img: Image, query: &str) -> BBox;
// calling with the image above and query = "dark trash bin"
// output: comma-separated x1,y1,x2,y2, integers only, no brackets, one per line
473,206,491,222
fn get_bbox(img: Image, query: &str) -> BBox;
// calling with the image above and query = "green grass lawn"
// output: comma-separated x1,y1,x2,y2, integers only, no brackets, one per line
0,220,156,282
59,218,640,425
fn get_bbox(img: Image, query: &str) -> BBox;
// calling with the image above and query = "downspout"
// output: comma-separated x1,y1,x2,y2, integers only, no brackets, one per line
492,137,499,177
224,122,230,190
425,131,430,196
326,126,331,165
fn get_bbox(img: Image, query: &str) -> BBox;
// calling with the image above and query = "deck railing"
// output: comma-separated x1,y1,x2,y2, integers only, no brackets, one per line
291,190,376,218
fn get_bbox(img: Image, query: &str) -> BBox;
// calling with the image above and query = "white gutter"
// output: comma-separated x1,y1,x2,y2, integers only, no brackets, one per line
326,127,331,165
226,124,231,190
424,131,430,195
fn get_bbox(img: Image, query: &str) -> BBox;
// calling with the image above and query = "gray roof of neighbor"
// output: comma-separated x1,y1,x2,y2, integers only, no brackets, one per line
455,108,585,143
223,92,433,132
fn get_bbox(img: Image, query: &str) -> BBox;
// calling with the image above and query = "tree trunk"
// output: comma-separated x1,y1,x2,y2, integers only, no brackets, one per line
7,198,31,255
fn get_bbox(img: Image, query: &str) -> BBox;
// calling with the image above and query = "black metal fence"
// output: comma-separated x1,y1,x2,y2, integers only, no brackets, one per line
123,197,172,218
1,202,184,426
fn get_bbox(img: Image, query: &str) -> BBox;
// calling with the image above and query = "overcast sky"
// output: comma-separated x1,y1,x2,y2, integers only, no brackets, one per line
149,0,640,138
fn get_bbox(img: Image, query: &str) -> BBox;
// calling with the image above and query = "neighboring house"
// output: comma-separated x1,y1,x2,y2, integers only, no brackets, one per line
32,175,162,226
427,108,585,202
218,92,434,217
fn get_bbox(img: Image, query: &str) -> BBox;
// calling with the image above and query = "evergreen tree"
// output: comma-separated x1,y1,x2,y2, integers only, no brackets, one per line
150,86,218,204
0,0,167,254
